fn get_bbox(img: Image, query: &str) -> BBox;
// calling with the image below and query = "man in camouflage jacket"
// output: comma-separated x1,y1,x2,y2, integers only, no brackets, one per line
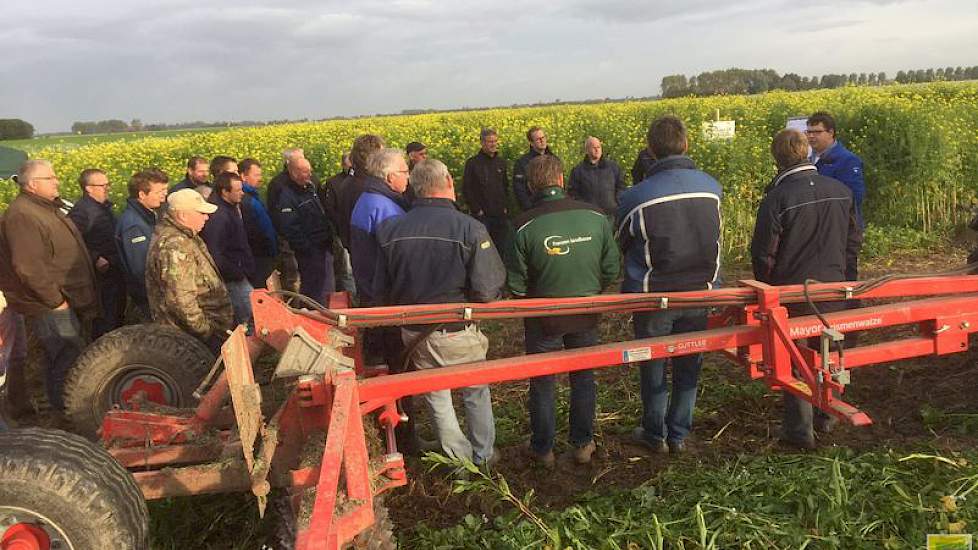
146,189,233,352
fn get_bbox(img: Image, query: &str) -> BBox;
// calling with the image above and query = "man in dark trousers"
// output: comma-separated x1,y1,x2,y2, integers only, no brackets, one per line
513,126,560,211
201,172,256,327
0,160,97,413
751,129,862,449
276,157,334,304
117,169,168,319
508,154,620,467
374,158,506,465
239,158,277,289
617,116,722,455
68,168,125,337
568,136,625,216
462,127,510,249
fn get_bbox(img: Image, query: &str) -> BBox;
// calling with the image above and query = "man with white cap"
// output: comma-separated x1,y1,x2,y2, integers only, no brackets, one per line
145,189,234,353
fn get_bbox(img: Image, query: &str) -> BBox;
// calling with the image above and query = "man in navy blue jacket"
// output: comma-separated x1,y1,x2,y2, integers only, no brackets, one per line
616,115,723,454
277,157,334,304
116,169,168,319
239,158,277,288
201,172,255,327
69,169,125,337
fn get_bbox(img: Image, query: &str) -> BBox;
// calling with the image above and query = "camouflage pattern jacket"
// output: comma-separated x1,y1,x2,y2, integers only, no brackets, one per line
146,212,233,340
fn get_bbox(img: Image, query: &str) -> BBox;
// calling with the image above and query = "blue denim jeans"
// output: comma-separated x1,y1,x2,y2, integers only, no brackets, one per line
28,308,87,411
225,278,254,331
401,325,496,465
633,308,708,444
525,321,599,454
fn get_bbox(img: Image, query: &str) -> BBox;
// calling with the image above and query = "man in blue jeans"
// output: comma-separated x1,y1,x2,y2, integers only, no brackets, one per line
507,155,620,467
616,116,723,454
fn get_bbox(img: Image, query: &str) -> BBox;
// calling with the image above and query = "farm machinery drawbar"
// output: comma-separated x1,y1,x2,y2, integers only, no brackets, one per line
2,270,978,549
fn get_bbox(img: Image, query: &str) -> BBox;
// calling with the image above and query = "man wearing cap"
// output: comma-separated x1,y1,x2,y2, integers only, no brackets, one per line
145,189,233,353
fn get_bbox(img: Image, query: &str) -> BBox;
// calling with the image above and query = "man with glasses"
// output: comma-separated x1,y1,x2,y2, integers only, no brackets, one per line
0,160,97,413
806,112,865,236
513,126,561,211
68,168,126,337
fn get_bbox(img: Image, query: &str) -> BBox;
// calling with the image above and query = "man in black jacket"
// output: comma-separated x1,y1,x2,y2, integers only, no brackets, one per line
568,136,625,216
201,172,256,327
374,158,505,466
750,129,862,449
169,156,210,194
277,157,334,304
513,126,560,211
462,127,510,249
68,168,124,337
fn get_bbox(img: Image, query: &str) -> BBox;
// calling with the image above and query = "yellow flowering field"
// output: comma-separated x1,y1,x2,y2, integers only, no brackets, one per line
2,81,976,260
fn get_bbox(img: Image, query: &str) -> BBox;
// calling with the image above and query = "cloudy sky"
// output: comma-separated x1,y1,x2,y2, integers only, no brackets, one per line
2,0,976,132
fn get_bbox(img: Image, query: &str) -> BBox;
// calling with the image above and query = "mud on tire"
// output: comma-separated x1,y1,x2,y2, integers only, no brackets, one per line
64,323,215,438
0,427,149,549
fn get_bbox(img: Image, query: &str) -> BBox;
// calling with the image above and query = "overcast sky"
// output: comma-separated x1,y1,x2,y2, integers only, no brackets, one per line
2,0,976,133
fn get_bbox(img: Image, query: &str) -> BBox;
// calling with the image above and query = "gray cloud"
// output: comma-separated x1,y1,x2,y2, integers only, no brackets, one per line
0,0,975,132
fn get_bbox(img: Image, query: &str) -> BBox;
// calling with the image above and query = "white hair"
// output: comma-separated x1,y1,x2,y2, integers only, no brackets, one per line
365,148,405,181
409,159,451,198
15,159,53,188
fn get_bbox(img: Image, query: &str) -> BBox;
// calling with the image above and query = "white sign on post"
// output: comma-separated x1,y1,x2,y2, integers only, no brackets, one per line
785,116,808,133
702,120,736,141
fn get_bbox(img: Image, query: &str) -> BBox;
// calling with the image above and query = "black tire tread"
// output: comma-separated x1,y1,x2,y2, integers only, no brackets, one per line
0,427,149,549
63,323,214,437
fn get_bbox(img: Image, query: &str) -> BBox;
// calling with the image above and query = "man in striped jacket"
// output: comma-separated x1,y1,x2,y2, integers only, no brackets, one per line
616,115,723,454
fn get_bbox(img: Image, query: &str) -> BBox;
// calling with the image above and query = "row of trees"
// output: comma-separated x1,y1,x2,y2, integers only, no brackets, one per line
69,118,308,135
661,66,978,98
0,119,34,140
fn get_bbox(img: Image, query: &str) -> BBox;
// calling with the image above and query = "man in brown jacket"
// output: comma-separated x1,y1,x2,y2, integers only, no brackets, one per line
0,160,97,412
145,189,234,354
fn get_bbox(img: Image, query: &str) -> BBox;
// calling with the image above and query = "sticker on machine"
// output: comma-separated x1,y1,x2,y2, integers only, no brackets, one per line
623,347,652,363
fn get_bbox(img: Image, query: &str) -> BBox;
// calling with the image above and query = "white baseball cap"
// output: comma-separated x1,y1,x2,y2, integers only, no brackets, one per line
167,188,217,213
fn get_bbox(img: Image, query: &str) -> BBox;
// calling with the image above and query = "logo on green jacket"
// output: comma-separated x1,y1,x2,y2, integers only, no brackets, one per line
544,234,592,256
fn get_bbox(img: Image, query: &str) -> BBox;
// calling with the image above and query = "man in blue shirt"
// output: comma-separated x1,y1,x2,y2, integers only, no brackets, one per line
807,113,865,239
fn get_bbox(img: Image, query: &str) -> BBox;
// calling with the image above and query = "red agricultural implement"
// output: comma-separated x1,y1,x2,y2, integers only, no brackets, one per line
2,272,978,549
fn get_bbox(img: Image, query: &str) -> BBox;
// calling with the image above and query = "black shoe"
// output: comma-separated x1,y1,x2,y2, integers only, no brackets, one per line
631,427,668,454
667,440,686,454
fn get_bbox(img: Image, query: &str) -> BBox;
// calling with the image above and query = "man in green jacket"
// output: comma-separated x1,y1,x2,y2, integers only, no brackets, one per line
506,155,620,467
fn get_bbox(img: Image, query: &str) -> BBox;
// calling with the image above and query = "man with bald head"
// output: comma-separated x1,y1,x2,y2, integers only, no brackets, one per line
277,156,335,303
0,160,97,412
568,136,624,216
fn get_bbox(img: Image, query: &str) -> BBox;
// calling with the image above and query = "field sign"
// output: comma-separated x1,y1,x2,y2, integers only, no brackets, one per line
702,120,736,140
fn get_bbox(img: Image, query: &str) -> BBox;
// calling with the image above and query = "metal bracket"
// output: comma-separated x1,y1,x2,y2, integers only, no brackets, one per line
274,326,355,379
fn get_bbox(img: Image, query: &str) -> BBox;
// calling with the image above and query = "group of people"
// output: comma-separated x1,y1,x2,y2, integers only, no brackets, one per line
0,110,865,460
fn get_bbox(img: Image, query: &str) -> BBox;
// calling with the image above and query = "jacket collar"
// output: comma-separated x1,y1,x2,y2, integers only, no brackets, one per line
412,197,457,209
126,198,159,224
527,147,553,158
477,150,499,160
363,175,408,209
645,155,697,179
19,190,62,211
769,162,817,189
581,156,607,168
243,183,260,196
533,186,567,203
78,193,113,210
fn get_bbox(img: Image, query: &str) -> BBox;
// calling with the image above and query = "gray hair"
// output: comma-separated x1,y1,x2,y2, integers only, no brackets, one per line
365,148,405,181
282,147,304,163
15,159,53,188
583,136,600,150
409,159,451,198
480,127,497,141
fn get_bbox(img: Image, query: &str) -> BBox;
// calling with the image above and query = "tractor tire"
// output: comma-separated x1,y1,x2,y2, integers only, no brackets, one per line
0,427,149,550
267,494,397,550
63,323,215,438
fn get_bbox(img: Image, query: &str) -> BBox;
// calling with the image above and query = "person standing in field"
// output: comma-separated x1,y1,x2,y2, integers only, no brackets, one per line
751,129,862,449
568,136,625,217
169,156,210,194
405,141,428,170
0,160,97,413
267,147,311,293
807,111,865,280
238,159,278,289
322,152,356,296
616,116,722,455
630,147,655,186
276,157,335,304
145,189,233,354
374,158,506,466
200,172,256,328
332,135,386,254
68,168,126,338
507,154,620,467
462,127,511,250
117,169,168,319
513,126,560,211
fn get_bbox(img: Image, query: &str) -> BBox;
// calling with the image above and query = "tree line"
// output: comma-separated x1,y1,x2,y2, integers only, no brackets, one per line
661,66,978,98
0,119,35,140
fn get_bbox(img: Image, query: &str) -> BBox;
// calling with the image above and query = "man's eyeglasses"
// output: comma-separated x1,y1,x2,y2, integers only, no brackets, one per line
805,129,827,135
